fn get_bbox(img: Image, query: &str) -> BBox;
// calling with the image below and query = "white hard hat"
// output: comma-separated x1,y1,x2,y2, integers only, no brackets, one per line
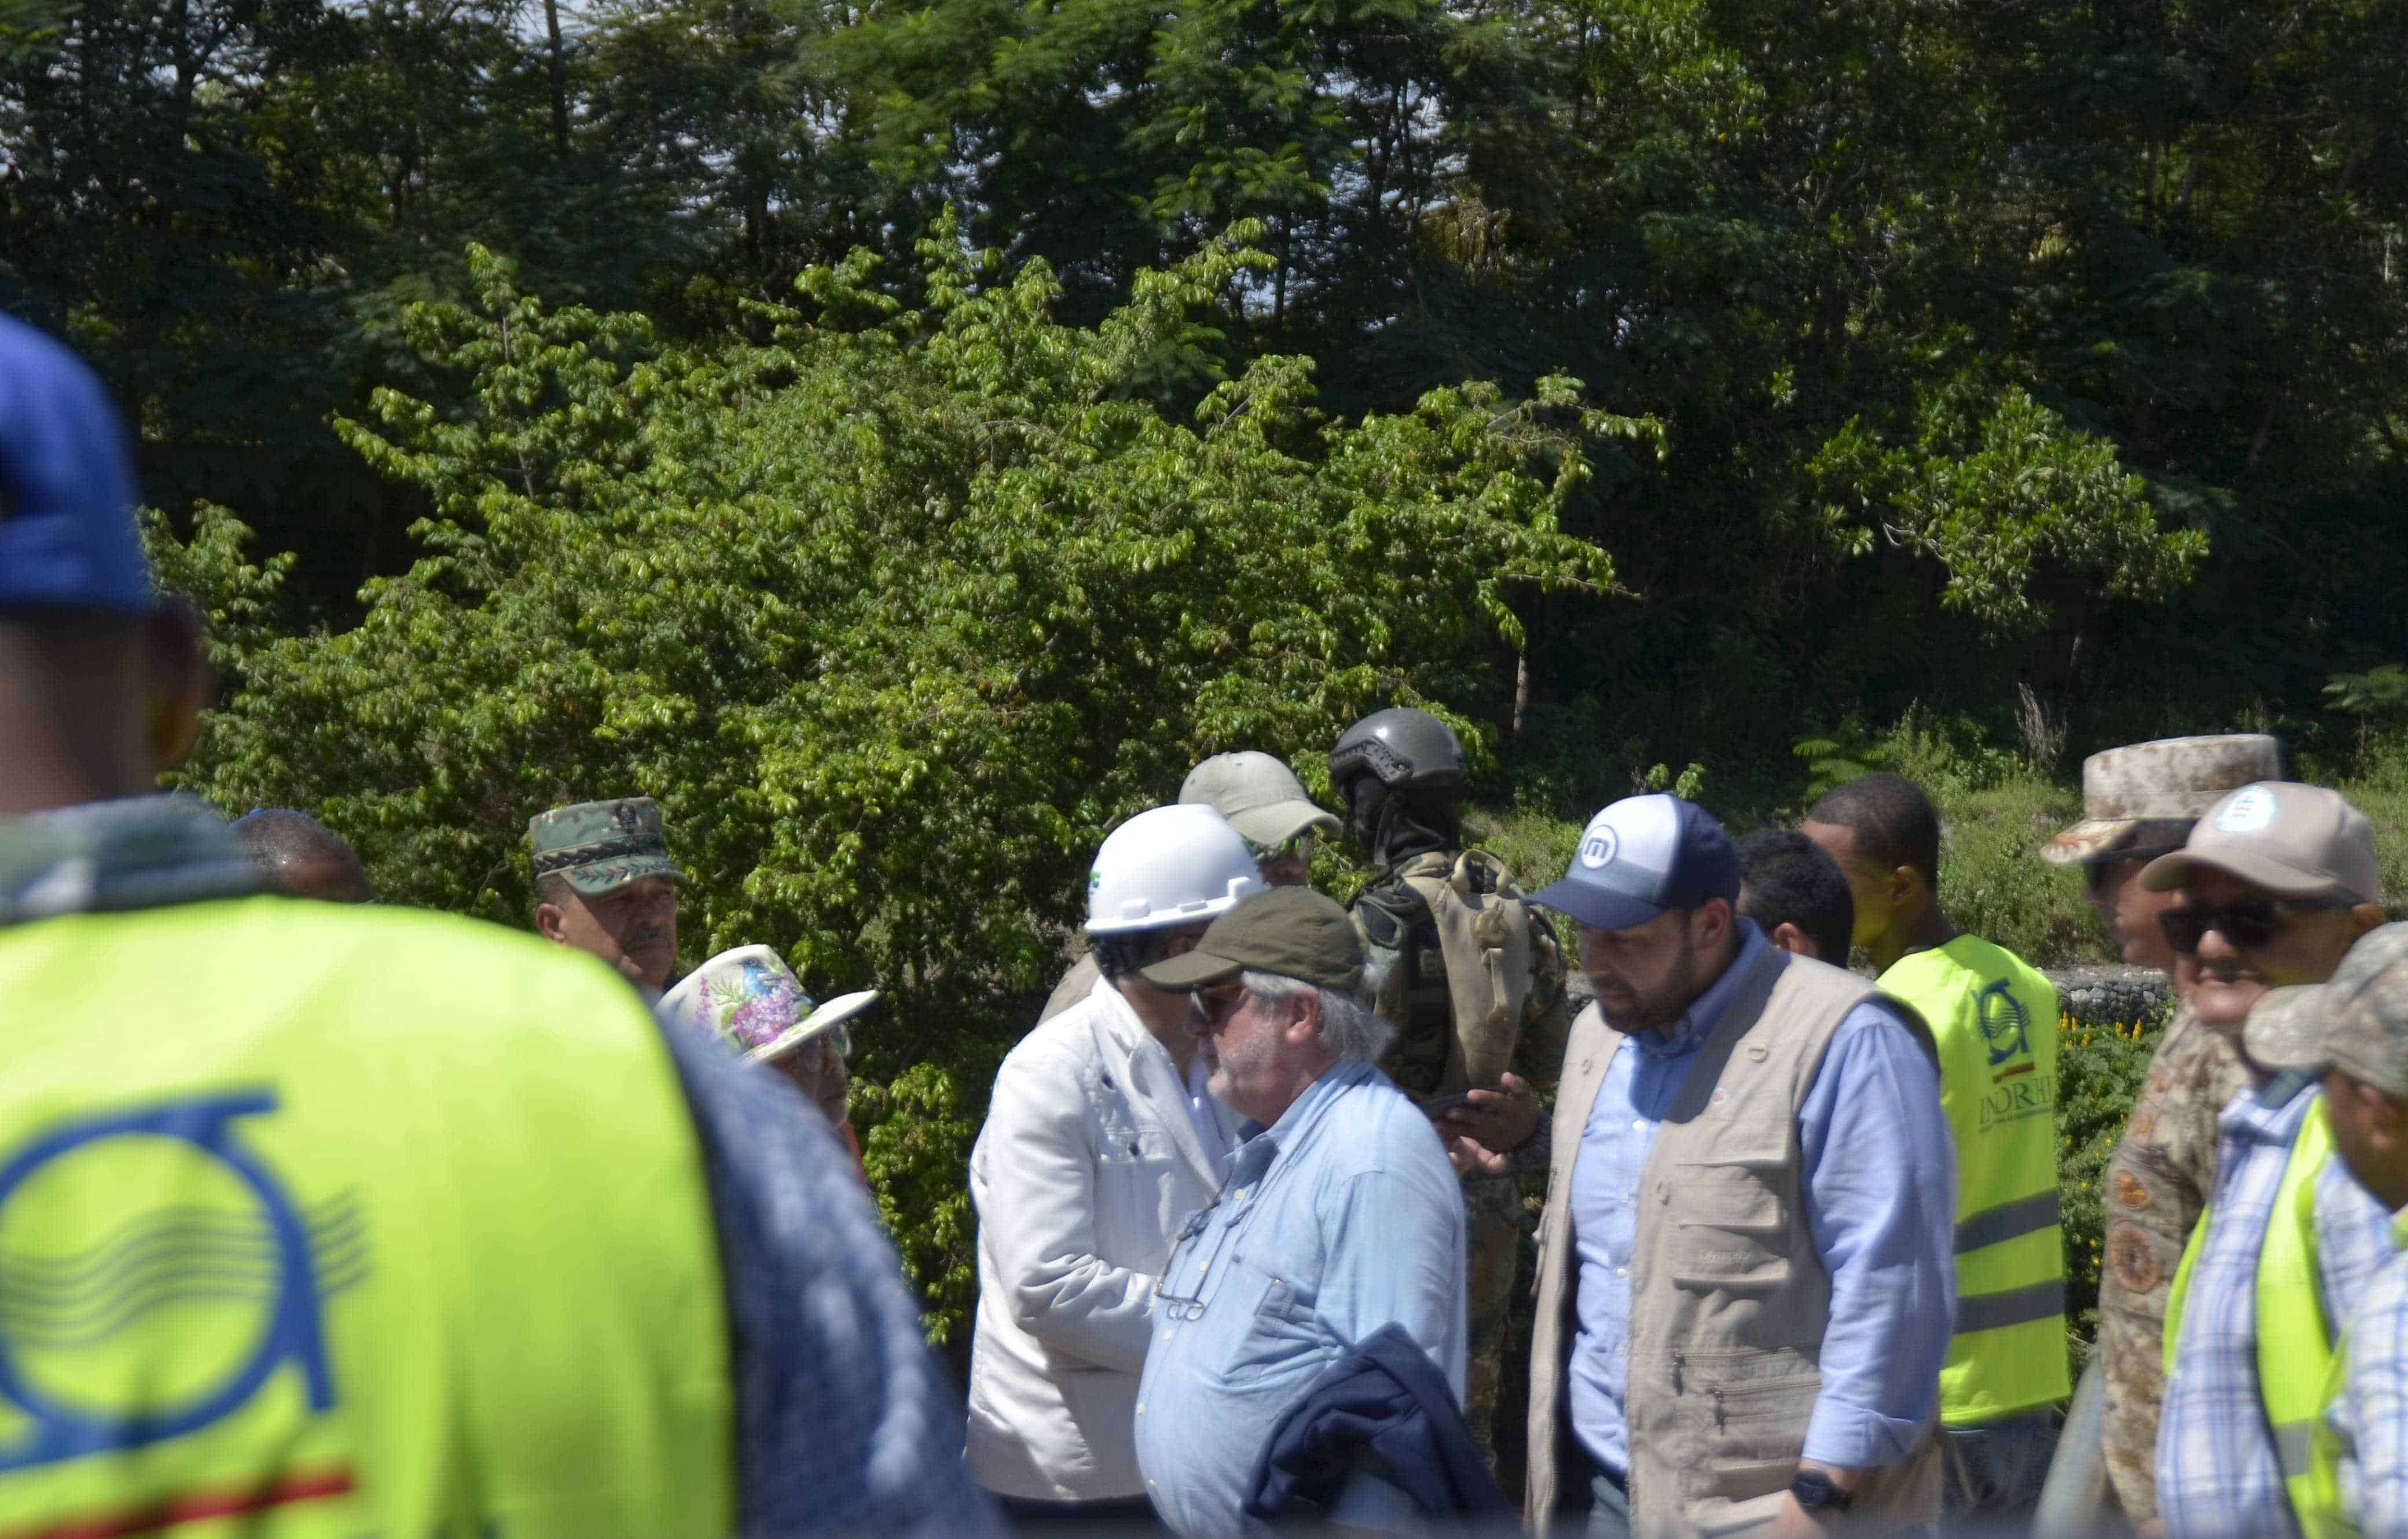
1085,805,1265,936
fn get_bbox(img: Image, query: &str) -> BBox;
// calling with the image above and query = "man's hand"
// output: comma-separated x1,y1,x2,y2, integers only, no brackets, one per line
1439,1128,1511,1177
1436,1072,1541,1156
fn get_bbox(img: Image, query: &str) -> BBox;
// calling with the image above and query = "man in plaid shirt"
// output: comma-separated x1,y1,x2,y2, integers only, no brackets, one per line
2149,784,2389,1539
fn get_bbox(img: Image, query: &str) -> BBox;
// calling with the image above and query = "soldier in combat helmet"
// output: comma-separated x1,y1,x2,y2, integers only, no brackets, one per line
1327,706,1569,1459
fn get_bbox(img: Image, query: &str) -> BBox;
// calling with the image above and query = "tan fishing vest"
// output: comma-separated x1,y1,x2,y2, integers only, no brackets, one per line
1528,945,1942,1537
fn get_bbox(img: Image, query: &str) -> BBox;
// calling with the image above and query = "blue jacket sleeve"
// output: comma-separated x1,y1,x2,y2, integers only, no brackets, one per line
1794,1001,1958,1471
659,1020,1003,1538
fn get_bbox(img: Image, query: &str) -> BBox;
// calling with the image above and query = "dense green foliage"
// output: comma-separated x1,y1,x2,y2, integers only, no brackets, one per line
21,0,2401,763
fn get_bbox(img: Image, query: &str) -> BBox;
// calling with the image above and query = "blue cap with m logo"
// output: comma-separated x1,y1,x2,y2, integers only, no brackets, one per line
1528,793,1743,932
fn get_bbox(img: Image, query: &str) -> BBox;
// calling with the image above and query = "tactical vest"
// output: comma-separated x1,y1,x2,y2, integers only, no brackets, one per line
1880,937,2071,1424
0,896,737,1537
2167,1095,2344,1539
1352,849,1556,1098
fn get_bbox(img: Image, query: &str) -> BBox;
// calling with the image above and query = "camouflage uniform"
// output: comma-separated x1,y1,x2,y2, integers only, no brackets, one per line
2096,1003,2251,1525
1352,847,1570,1459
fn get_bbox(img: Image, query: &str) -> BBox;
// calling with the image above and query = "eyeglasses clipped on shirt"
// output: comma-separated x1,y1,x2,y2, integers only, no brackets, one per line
1152,1206,1221,1321
2157,895,2351,954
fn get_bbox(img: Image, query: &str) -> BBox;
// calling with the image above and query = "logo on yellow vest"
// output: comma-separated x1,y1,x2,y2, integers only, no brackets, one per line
1976,979,2032,1070
0,1091,366,1474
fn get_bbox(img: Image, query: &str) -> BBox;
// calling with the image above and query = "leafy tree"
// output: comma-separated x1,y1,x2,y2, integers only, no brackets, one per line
157,227,1622,1333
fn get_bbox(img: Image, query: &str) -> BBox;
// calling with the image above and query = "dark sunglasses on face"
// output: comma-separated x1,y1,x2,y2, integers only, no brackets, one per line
2157,895,2350,954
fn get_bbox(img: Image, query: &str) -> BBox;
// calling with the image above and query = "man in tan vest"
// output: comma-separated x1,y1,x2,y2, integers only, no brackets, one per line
1453,794,1955,1538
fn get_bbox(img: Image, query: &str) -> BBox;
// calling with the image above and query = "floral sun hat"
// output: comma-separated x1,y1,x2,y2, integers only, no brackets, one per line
659,944,879,1064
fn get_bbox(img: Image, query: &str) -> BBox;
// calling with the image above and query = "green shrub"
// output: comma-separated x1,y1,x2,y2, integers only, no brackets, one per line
2055,1007,2170,1369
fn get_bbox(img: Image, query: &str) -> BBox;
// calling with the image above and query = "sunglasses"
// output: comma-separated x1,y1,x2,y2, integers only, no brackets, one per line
2157,896,2350,954
1243,832,1316,867
1198,984,1250,1024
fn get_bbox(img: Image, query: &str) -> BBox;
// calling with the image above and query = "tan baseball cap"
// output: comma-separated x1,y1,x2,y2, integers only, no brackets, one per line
2042,734,2282,865
1179,752,1340,850
2139,782,2381,904
2244,924,2408,1094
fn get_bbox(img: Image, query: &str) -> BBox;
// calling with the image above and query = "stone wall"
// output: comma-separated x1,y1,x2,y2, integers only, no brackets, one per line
2043,965,2172,1026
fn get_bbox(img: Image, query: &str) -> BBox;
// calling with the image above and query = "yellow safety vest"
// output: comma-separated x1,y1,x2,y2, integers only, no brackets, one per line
2164,1095,2344,1538
0,895,737,1537
1881,937,2071,1424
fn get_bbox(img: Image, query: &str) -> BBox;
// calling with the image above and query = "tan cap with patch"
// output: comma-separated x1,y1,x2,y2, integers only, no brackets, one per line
2139,782,2380,905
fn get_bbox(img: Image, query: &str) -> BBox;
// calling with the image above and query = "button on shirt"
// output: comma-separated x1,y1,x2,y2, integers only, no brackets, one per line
2157,1074,2395,1539
1568,923,1957,1479
1133,1058,1466,1538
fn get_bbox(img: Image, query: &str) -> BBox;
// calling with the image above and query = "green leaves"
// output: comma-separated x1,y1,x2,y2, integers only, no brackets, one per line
1808,379,2206,633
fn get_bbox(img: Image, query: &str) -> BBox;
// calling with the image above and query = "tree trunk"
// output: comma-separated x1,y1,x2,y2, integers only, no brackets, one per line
545,0,571,156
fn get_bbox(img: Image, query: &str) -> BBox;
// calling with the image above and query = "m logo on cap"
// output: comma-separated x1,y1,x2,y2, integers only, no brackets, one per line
1579,820,1621,870
2215,786,2279,834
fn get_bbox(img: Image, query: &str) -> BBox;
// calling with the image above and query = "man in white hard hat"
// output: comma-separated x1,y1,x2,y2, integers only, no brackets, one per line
967,805,1266,1523
1037,753,1337,1023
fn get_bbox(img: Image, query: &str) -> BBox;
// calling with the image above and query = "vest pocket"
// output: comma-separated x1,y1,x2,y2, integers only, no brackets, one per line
1668,1161,1793,1291
1677,1357,1820,1530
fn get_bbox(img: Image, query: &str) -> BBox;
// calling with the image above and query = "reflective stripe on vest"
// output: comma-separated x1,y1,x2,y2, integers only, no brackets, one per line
0,897,737,1537
2163,1097,2346,1539
1880,938,2071,1424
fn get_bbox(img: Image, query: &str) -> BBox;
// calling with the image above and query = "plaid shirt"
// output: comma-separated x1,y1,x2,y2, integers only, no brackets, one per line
0,794,997,1538
2328,1213,2408,1538
2157,1074,2395,1539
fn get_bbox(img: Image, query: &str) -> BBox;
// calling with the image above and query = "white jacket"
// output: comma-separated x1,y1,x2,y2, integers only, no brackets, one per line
966,977,1232,1500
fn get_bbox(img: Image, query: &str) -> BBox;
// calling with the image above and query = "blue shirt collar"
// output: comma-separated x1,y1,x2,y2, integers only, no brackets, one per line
1625,919,1768,1060
1231,1057,1377,1188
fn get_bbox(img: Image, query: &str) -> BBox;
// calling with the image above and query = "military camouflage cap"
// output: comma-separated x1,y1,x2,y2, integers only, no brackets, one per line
2245,924,2408,1095
2043,734,2282,865
528,797,684,897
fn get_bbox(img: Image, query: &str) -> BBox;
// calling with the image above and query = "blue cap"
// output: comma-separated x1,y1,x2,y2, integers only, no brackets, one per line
0,314,153,613
1527,793,1743,932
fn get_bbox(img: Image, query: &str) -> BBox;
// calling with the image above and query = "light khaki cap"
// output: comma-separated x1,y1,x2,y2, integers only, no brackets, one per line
2244,924,2408,1095
2139,782,2381,904
2043,734,2281,865
1179,752,1340,849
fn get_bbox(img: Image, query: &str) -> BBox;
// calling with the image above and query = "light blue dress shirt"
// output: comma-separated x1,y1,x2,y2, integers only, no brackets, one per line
1132,1058,1466,1538
1568,922,1958,1479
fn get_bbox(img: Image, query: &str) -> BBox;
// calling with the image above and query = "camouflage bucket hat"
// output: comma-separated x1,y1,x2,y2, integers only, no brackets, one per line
2244,922,2408,1094
2043,734,2282,866
528,797,684,897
